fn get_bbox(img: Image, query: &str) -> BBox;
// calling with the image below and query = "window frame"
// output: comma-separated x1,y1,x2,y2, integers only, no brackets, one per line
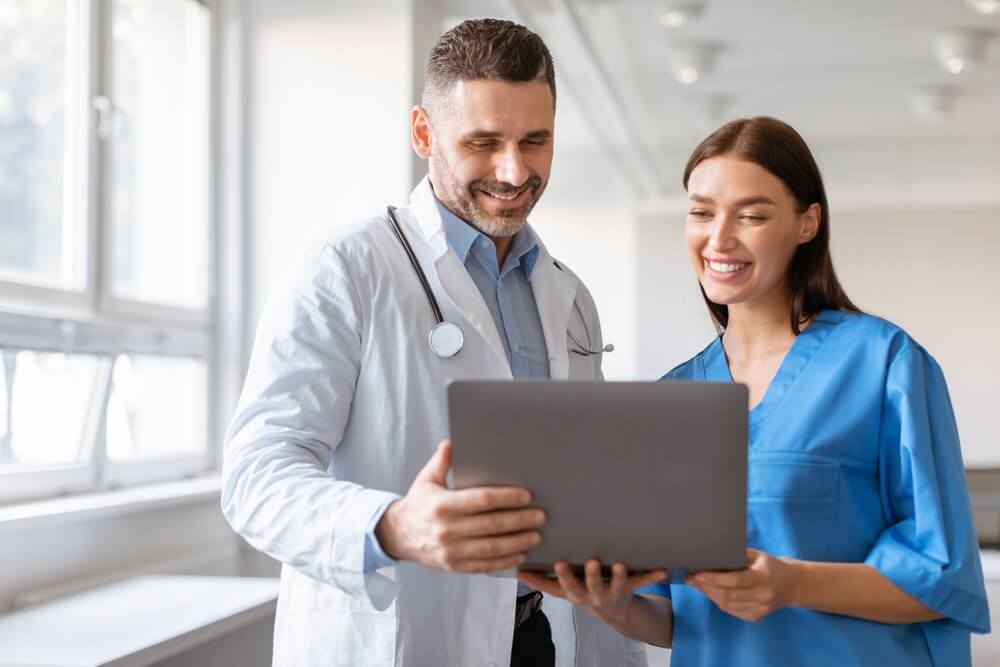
0,0,221,505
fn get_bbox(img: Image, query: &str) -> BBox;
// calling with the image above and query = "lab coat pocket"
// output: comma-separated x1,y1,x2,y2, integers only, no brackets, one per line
747,455,840,561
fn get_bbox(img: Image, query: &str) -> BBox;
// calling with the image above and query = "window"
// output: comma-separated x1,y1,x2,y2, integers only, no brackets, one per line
0,0,214,504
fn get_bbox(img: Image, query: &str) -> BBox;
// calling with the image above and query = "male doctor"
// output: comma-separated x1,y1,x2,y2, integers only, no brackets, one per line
222,18,646,667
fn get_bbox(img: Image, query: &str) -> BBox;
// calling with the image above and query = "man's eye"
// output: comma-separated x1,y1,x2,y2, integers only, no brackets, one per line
469,142,496,150
688,210,711,220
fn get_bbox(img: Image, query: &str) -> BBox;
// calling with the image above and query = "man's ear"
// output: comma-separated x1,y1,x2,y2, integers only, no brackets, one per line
411,105,433,159
799,203,821,244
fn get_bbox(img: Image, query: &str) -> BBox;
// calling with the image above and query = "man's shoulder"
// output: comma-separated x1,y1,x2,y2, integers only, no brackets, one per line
318,210,396,258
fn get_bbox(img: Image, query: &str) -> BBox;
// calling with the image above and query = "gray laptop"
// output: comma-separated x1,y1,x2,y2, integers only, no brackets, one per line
448,380,748,574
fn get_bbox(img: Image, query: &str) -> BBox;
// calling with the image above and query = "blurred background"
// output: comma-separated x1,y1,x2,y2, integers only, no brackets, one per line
0,0,998,664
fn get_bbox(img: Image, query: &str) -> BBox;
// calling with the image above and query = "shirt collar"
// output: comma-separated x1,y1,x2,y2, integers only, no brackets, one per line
434,195,541,279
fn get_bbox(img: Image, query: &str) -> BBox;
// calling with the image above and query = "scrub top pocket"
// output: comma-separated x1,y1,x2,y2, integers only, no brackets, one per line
747,456,840,561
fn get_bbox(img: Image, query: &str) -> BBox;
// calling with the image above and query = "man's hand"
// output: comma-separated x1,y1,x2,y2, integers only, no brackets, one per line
518,560,667,629
375,440,545,573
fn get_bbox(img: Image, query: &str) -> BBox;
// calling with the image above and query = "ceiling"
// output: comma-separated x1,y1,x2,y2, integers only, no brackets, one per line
440,0,1000,187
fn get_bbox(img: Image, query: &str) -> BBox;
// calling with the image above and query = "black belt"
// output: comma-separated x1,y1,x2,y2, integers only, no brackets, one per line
514,591,543,629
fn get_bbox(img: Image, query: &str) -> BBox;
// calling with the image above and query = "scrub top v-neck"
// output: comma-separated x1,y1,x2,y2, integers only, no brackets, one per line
640,310,989,667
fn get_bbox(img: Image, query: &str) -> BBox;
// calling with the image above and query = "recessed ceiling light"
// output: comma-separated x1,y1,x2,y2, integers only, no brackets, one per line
670,43,719,85
966,0,1000,15
660,2,706,29
933,28,993,75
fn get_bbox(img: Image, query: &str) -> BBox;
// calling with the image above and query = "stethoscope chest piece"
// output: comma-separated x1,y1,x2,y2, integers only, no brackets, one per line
429,321,464,358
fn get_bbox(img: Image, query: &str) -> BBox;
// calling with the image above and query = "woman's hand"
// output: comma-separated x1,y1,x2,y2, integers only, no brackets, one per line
685,548,798,622
517,559,667,628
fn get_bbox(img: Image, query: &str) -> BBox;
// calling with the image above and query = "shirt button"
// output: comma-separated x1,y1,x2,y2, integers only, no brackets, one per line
479,238,490,248
512,344,521,353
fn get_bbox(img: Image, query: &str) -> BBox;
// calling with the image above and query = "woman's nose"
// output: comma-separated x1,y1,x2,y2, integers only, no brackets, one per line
708,216,738,252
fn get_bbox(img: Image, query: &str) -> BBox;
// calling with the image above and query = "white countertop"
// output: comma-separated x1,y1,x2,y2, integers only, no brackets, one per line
0,575,278,667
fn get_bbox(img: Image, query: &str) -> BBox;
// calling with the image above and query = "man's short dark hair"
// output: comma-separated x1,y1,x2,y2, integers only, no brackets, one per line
422,18,556,116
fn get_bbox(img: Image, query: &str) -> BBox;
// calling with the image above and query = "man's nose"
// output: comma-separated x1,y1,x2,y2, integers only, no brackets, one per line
494,145,529,187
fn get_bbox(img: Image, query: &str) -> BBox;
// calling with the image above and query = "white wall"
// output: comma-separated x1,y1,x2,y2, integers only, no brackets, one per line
248,0,442,322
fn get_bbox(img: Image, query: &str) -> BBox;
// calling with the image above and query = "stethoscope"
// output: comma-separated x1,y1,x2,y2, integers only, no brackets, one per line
386,206,614,359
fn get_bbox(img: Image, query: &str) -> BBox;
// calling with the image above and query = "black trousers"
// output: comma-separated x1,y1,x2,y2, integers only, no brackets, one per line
510,608,556,667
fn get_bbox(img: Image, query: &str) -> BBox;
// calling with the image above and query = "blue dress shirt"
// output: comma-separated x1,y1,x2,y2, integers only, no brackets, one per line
362,197,551,573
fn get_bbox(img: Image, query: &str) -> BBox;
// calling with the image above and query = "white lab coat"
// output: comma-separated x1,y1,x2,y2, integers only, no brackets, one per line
222,177,648,667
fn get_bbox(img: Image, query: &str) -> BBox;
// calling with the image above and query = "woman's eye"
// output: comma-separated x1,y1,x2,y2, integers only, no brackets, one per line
740,214,766,223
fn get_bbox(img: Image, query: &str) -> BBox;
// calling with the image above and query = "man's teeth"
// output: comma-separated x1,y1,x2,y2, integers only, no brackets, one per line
709,261,747,273
485,191,521,200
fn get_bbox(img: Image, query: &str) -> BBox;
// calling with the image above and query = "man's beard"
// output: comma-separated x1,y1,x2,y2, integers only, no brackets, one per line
430,152,546,238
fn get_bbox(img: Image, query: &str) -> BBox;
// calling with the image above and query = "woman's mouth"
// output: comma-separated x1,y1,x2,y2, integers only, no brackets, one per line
704,259,751,281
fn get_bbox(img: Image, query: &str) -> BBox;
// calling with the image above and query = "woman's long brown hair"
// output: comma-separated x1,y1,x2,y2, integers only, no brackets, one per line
684,117,861,334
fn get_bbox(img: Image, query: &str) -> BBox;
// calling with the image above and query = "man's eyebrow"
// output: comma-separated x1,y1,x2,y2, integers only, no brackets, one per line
460,130,503,140
522,129,553,140
459,129,553,141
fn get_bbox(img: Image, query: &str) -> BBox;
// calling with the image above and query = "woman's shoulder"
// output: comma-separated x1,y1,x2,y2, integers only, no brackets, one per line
817,309,929,363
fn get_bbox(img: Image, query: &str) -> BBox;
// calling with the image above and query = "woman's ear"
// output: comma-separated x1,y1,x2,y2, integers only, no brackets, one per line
411,105,433,159
799,203,821,244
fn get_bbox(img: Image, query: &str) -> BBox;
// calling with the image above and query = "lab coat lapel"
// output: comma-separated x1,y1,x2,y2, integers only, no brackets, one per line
530,239,578,381
408,178,511,370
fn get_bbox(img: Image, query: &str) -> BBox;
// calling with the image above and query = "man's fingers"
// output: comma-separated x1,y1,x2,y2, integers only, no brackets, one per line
626,568,668,591
517,571,566,598
438,486,534,515
607,562,629,597
445,531,541,562
451,553,526,574
414,440,451,486
584,559,606,600
444,508,546,538
554,562,587,600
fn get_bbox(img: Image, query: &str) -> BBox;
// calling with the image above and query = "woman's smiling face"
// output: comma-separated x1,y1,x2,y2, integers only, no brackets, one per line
685,155,820,309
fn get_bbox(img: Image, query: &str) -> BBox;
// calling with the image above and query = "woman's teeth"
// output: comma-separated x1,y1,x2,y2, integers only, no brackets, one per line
708,261,747,273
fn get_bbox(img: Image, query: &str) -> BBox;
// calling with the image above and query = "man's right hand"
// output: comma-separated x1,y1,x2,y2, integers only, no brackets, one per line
375,439,545,573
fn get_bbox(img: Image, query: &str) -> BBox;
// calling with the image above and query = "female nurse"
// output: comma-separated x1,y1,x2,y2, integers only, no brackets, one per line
518,116,990,666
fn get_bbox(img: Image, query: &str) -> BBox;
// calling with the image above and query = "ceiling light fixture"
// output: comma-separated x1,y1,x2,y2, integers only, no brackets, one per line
933,28,993,75
660,2,706,29
670,43,719,85
966,0,1000,15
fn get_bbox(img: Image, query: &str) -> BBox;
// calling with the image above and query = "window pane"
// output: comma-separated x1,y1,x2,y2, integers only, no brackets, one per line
0,0,87,290
106,354,207,461
0,349,100,468
109,0,210,309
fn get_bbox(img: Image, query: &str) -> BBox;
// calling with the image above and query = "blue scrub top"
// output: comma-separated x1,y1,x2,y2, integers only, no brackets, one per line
640,310,989,667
